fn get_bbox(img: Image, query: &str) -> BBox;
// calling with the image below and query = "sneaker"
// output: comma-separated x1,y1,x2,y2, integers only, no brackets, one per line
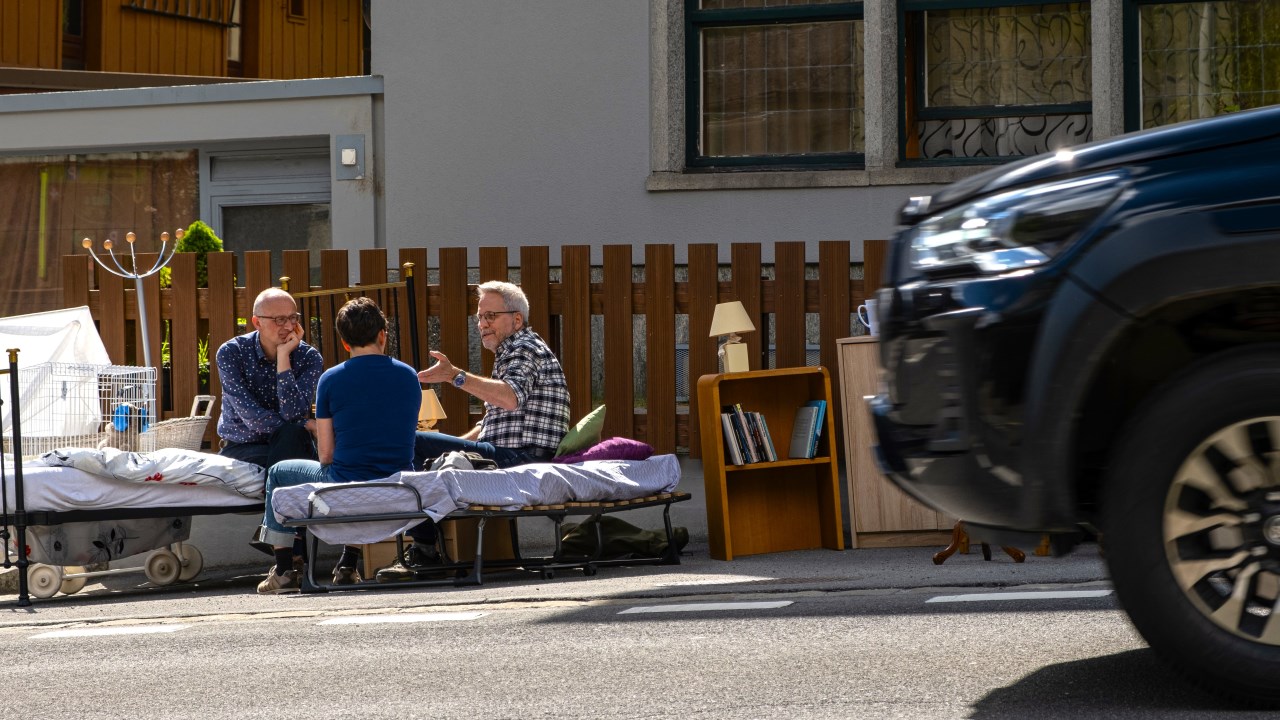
375,544,443,583
332,566,362,585
256,566,300,594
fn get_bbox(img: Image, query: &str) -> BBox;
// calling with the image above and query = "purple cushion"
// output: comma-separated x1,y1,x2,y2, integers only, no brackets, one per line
551,437,654,464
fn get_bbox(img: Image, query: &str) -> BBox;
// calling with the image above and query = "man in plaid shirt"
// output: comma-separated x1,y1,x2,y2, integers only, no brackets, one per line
378,280,570,581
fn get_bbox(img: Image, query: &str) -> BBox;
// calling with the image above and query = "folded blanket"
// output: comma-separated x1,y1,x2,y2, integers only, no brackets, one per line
38,447,266,499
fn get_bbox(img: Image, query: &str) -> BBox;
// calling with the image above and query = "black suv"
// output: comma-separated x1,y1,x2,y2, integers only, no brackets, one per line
871,105,1280,704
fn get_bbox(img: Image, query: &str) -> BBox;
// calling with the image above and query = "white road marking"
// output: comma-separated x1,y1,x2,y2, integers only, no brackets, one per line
33,625,189,639
926,589,1113,604
653,575,774,587
319,612,486,625
619,601,792,614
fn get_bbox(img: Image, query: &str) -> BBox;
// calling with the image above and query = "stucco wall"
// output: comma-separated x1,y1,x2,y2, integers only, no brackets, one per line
374,2,950,264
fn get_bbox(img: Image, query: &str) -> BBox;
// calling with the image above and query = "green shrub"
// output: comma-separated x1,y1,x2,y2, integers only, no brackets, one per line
159,220,224,288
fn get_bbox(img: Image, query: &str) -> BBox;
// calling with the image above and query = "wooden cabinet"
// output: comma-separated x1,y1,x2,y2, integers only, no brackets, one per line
697,367,844,561
836,337,953,547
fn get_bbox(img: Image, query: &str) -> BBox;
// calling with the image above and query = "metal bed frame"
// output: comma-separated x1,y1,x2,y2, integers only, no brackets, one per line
285,481,692,593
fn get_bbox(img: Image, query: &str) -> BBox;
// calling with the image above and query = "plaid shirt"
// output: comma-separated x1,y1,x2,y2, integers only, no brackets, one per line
478,327,570,453
215,331,324,444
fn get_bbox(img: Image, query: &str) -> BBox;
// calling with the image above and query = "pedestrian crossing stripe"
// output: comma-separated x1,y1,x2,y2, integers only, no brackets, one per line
319,612,486,625
926,589,1113,603
619,601,792,614
33,625,189,639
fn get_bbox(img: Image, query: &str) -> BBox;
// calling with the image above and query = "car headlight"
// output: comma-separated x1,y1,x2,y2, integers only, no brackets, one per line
910,173,1124,275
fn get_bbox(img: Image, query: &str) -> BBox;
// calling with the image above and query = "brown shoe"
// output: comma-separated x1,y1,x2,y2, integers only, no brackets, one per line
256,566,301,594
332,566,362,585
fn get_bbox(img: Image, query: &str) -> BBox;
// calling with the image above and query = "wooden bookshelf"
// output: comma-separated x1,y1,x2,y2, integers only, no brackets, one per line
697,366,845,560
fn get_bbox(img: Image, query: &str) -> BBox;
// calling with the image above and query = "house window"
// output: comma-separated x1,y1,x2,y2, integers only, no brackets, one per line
685,1,865,170
901,1,1092,162
289,0,306,21
1132,1,1280,130
228,0,243,77
63,0,85,70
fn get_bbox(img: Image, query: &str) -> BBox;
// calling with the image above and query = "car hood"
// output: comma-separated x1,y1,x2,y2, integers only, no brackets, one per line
902,104,1280,225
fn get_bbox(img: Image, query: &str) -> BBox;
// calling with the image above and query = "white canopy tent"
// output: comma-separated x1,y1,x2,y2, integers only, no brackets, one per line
0,306,113,438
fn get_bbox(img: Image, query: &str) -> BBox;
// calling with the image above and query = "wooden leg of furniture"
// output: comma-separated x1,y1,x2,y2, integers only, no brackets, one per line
1035,534,1052,556
933,521,966,565
935,520,1026,563
1001,545,1026,563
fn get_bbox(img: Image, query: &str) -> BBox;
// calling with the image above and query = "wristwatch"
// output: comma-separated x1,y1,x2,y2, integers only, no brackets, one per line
452,371,467,388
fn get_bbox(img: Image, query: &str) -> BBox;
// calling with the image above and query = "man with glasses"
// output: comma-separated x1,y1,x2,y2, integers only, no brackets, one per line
215,287,323,469
376,280,570,582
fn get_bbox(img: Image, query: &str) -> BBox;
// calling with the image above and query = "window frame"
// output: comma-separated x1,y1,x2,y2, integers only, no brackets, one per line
1121,0,1280,132
898,0,1094,166
683,1,866,171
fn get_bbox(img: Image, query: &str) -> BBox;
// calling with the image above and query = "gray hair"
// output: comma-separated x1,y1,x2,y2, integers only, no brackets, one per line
477,281,530,324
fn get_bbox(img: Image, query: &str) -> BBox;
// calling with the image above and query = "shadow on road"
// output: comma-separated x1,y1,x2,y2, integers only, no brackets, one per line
970,648,1263,719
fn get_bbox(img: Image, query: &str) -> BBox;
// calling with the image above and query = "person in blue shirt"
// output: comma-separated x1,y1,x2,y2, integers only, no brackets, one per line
215,287,323,469
256,297,421,593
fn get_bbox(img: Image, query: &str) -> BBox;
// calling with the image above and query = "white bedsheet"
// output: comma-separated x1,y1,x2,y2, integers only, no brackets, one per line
1,464,264,513
270,454,681,545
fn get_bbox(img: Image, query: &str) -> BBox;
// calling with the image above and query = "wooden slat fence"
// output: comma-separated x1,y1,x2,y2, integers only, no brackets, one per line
61,240,888,457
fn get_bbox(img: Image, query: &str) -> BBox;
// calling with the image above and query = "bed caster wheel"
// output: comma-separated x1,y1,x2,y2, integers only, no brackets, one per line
59,566,88,595
582,565,597,577
144,549,182,585
540,569,555,580
175,544,204,582
28,564,64,599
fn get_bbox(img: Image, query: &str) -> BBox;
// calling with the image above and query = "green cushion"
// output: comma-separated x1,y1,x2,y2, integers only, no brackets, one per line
555,404,606,457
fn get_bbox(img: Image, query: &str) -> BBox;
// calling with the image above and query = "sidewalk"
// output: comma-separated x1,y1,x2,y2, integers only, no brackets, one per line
0,456,1110,617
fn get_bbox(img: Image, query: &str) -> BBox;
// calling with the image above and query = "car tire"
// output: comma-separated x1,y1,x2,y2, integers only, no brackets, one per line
1103,346,1280,706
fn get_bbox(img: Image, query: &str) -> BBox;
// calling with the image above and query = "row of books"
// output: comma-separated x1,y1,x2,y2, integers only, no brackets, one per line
719,399,827,466
719,404,777,466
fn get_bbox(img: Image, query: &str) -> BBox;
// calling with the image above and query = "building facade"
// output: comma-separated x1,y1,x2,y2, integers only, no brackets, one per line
0,0,1277,316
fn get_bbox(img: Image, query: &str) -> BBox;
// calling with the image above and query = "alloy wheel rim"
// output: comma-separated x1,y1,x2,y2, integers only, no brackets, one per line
1165,417,1280,645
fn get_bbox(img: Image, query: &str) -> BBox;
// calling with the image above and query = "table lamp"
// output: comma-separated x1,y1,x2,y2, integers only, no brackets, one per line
710,300,756,373
418,388,447,431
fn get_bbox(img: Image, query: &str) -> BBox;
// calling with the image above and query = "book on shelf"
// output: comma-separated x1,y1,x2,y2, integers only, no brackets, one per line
729,404,760,463
722,406,753,464
720,412,745,466
788,405,820,459
753,411,778,462
805,399,827,458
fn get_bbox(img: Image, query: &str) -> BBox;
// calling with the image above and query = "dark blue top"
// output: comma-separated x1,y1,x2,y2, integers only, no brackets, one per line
316,354,420,483
215,331,324,444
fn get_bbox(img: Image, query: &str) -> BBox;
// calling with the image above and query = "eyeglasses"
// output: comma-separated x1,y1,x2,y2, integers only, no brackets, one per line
258,313,303,326
475,310,518,324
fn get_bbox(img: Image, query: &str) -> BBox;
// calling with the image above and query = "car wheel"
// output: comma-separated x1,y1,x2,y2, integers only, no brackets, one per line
1103,347,1280,706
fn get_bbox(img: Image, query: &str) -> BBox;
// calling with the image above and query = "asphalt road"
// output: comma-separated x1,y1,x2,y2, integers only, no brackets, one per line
0,581,1266,719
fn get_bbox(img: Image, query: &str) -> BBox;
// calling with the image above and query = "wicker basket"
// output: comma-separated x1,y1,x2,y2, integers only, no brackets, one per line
138,395,216,453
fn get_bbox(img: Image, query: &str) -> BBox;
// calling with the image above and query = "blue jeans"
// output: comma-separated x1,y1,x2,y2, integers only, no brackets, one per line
221,422,317,470
260,459,331,547
412,431,543,471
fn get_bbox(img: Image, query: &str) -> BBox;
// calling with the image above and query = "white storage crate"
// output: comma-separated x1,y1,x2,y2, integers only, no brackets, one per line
2,362,157,457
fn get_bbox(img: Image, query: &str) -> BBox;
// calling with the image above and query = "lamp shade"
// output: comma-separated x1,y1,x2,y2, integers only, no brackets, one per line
418,388,447,429
709,301,755,337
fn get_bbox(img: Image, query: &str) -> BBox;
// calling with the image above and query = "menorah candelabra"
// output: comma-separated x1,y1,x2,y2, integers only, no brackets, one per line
81,229,182,369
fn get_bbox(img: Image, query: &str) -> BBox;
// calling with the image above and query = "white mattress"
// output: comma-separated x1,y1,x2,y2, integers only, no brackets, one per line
271,454,682,545
1,464,264,514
